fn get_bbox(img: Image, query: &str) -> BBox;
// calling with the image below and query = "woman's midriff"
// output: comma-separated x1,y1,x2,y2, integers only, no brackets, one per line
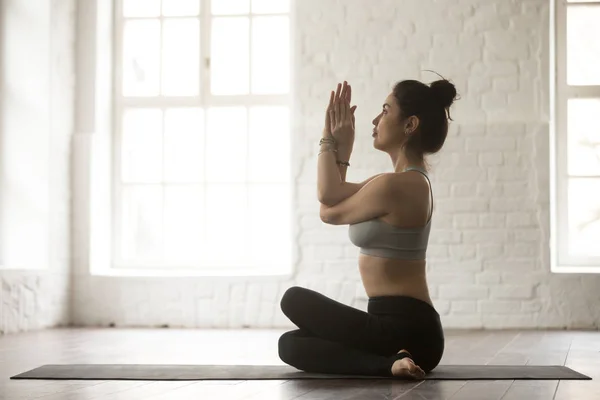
358,253,433,307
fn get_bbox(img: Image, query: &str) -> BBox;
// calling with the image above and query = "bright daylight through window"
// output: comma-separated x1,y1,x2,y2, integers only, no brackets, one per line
114,0,292,271
552,0,600,271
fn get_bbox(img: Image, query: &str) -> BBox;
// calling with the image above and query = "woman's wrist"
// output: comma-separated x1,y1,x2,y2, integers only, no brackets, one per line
336,144,353,160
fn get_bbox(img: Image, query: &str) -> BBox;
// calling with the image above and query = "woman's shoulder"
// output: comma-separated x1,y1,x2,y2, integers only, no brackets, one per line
387,171,431,201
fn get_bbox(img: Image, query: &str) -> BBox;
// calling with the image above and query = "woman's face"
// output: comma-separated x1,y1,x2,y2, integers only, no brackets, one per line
372,93,403,150
371,92,419,151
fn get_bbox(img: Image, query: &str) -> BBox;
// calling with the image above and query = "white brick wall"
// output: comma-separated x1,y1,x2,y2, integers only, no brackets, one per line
0,0,74,334
66,0,599,331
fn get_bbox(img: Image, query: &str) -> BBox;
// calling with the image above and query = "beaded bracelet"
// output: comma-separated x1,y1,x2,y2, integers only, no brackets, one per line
319,137,336,145
318,139,350,167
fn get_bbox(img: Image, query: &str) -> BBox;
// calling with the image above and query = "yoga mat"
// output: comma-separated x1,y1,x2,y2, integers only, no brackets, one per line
10,364,591,381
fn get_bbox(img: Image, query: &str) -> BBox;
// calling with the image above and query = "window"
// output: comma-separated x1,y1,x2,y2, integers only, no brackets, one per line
113,0,292,271
551,0,600,272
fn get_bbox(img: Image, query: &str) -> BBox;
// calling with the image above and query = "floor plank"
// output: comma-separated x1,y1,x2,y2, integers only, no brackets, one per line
448,381,513,400
0,328,597,400
397,380,466,399
500,380,559,400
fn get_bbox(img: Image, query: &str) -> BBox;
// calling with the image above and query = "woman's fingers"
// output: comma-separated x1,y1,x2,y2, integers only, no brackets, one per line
346,83,352,104
342,82,353,124
325,91,334,133
331,81,354,128
340,81,347,103
340,81,348,123
334,83,341,126
350,105,357,128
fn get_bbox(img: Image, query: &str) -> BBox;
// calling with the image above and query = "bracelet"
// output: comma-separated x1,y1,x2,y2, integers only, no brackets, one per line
318,137,350,167
317,150,350,166
318,145,351,167
318,147,337,156
319,137,336,145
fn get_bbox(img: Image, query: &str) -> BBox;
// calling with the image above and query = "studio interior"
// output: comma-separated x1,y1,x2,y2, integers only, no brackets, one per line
1,0,599,399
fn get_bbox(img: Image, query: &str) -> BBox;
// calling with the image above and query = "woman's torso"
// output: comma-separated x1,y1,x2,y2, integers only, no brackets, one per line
355,171,434,306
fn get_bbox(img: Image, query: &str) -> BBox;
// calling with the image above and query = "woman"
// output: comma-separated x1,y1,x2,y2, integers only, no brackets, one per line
278,76,458,379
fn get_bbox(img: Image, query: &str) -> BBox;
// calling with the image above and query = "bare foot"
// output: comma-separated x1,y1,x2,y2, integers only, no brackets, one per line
391,351,425,380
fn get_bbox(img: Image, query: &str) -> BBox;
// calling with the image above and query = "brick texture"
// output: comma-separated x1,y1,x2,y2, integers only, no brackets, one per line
8,0,599,333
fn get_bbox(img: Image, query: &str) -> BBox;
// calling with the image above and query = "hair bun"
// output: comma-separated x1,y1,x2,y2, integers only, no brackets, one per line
430,80,457,109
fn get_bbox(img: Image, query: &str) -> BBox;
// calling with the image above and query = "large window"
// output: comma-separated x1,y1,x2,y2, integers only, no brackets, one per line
113,0,292,271
552,0,600,272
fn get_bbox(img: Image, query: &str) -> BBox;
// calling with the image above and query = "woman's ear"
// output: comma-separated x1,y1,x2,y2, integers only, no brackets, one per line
406,116,420,134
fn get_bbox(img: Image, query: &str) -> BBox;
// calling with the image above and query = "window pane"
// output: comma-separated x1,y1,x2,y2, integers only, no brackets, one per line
248,106,290,182
206,107,247,182
162,19,200,96
567,99,600,176
164,108,205,182
211,0,249,15
567,6,600,85
248,184,291,268
568,178,600,257
121,185,163,263
211,17,250,95
162,0,200,16
205,184,248,266
122,20,161,96
252,0,290,14
123,0,160,17
164,186,205,263
122,108,163,183
251,16,289,94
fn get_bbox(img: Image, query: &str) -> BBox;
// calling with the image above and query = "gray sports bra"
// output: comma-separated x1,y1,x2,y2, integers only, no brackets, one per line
348,166,433,260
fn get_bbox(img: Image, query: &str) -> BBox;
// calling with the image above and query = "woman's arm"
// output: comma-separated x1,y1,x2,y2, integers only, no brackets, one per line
318,81,370,206
317,137,345,205
336,144,352,182
320,174,395,225
319,168,386,207
317,130,384,207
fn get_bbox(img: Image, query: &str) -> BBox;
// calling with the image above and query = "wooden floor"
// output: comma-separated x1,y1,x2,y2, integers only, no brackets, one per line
1,328,599,399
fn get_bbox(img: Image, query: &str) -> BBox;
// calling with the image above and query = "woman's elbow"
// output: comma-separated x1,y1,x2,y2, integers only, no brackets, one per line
319,205,339,225
317,191,336,207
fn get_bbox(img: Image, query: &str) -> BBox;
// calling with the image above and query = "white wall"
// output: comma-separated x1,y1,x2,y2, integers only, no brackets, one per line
71,0,600,330
0,0,74,334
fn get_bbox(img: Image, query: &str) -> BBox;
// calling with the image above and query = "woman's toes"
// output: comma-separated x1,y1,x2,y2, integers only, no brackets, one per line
407,360,425,378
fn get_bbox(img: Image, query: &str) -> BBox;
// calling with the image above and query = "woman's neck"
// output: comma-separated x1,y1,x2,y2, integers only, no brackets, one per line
390,149,425,173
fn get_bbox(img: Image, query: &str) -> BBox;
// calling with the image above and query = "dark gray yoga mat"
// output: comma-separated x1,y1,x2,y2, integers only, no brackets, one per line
10,364,591,381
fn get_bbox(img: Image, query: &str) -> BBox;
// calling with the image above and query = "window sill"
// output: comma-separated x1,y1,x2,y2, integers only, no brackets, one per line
551,266,600,274
89,266,294,280
0,266,47,271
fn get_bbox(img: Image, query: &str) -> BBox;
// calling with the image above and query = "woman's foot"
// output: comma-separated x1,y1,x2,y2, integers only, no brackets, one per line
391,350,425,379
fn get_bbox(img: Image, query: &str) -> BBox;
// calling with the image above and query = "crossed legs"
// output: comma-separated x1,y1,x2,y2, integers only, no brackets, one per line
277,286,424,378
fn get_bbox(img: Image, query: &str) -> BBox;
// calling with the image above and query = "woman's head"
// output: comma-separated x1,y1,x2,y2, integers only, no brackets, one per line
372,77,458,162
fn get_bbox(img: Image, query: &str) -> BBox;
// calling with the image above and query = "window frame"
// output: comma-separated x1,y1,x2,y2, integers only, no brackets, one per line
551,0,600,273
111,0,294,270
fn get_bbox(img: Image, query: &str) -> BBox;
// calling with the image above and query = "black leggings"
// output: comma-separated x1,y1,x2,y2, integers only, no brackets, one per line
278,286,444,377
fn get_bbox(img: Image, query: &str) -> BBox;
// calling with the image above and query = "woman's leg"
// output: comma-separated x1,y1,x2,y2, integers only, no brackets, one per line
278,328,408,377
279,286,403,355
278,286,416,376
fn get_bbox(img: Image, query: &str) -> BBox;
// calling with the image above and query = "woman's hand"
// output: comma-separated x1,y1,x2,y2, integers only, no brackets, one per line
324,81,357,148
